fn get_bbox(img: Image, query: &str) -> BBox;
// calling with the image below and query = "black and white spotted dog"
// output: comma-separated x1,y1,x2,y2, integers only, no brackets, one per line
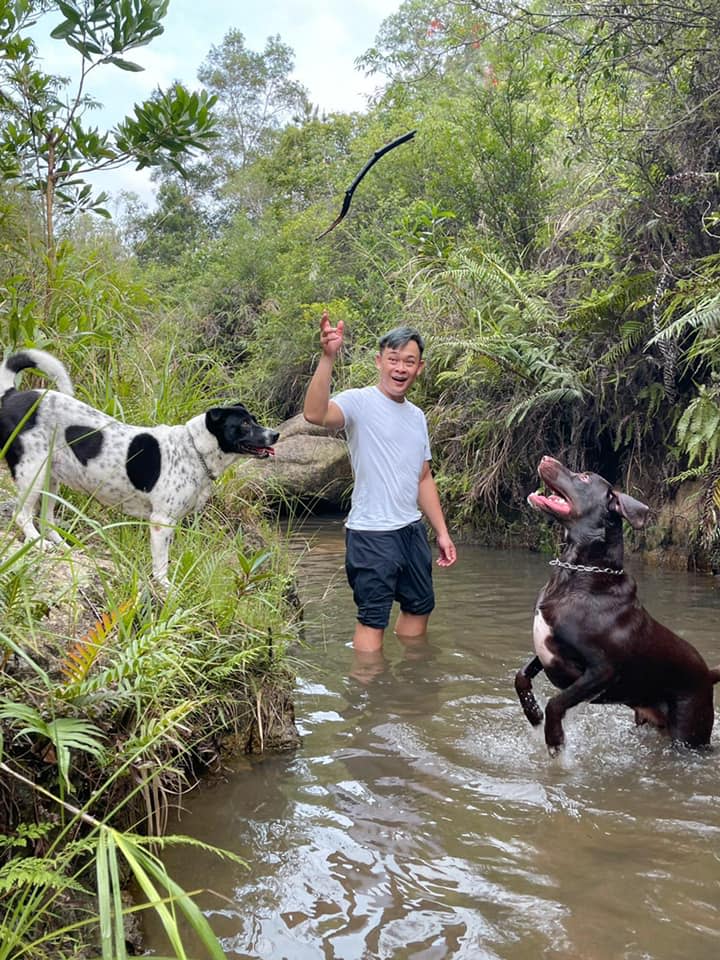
0,349,278,588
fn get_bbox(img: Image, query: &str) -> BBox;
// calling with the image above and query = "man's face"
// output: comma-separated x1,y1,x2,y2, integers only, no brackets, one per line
375,340,424,401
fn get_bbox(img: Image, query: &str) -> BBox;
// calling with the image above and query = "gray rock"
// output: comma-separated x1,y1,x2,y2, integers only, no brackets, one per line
235,414,352,508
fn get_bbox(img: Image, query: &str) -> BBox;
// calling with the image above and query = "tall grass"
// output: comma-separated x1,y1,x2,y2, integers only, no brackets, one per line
0,332,300,955
0,486,300,955
0,188,309,954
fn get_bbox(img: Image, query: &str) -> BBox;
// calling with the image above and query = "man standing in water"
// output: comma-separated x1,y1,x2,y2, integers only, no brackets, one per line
303,309,457,655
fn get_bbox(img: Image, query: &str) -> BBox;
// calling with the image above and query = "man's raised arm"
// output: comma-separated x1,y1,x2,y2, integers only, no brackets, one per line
303,309,346,431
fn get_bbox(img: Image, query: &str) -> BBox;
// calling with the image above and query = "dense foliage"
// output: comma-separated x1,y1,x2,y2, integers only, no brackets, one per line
5,2,720,543
118,0,720,560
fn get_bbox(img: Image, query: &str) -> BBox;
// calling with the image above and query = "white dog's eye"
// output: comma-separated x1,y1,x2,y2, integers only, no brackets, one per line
577,473,591,483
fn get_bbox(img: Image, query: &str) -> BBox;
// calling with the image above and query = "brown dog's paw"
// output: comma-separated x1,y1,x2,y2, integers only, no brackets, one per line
525,701,544,726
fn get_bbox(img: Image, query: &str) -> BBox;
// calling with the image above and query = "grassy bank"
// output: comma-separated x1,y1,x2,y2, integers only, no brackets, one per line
0,333,301,956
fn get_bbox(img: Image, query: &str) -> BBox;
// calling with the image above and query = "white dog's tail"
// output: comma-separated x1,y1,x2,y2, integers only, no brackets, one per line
0,349,74,397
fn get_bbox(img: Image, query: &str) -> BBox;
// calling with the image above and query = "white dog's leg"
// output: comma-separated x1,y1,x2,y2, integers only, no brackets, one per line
14,476,64,549
42,479,64,545
13,470,44,544
149,515,175,590
15,501,43,543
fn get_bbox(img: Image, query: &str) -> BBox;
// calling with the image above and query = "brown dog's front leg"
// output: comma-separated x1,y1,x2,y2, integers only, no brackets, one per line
515,656,545,726
544,662,615,754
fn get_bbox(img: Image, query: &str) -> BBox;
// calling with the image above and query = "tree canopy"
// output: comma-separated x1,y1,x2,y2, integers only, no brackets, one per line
3,0,720,562
0,0,217,256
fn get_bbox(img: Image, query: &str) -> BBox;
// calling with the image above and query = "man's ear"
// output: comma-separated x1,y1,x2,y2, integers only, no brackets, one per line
374,352,382,371
610,490,650,529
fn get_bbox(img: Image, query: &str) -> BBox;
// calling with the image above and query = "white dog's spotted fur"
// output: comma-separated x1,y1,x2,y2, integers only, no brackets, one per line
0,349,278,588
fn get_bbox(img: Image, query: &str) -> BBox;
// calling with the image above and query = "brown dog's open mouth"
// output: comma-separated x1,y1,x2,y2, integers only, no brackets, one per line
527,456,574,517
527,486,572,517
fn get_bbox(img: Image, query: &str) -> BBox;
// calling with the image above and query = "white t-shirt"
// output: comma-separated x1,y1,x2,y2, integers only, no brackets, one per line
332,385,431,530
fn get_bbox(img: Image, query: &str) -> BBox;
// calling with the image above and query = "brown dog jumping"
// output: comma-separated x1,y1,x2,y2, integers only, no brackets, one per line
516,456,720,753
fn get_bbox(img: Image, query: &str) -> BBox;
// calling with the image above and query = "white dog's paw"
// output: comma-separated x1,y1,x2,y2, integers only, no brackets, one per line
24,533,53,553
153,576,172,596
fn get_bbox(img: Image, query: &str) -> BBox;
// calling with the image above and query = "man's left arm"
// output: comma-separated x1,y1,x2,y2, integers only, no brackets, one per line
418,462,457,567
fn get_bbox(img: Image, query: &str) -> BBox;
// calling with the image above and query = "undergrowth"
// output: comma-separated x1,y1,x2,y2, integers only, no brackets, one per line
0,337,300,957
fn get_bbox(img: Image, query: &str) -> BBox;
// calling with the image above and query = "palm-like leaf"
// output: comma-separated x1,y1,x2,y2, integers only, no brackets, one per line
0,702,106,793
506,385,585,426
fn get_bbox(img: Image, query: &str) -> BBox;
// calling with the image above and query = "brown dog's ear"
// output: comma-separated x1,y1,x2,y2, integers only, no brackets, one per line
610,490,650,529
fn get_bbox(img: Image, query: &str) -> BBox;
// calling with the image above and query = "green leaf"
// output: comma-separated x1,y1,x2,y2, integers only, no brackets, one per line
114,837,188,958
116,835,227,960
0,705,106,793
108,56,145,72
96,832,127,960
56,1,82,25
96,832,113,960
50,19,77,40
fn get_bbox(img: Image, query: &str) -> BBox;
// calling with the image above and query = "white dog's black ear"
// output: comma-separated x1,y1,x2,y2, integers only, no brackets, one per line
610,490,650,529
206,408,228,424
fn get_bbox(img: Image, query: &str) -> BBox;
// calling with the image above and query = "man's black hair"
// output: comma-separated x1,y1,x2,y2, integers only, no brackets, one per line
378,326,425,357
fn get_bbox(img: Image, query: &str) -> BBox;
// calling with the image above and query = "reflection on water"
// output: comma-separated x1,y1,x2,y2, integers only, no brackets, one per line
145,518,720,960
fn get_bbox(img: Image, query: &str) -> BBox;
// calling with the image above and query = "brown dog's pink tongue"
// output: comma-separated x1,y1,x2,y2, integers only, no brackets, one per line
528,491,571,515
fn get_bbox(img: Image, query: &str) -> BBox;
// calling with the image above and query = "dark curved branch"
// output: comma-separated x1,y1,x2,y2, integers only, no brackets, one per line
315,129,417,240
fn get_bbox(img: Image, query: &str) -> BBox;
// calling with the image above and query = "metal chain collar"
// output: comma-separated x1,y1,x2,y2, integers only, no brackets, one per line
549,558,624,575
188,432,217,481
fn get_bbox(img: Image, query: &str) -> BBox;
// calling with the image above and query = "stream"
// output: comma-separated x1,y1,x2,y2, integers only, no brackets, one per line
144,517,720,960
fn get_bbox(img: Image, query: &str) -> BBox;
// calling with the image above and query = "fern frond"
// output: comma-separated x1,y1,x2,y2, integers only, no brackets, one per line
572,271,653,326
122,702,197,761
505,386,585,426
145,833,248,866
667,466,711,485
447,253,555,327
649,293,720,344
0,821,54,850
580,318,651,377
60,598,134,684
0,856,78,894
713,477,720,511
675,386,720,467
73,607,199,699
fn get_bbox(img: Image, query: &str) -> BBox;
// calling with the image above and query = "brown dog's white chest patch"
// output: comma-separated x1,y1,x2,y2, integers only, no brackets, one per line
533,608,556,668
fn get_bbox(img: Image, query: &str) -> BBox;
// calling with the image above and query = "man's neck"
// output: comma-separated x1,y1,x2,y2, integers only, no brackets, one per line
375,383,407,403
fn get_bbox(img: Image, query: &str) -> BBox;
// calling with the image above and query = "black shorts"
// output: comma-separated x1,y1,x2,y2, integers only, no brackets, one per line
345,520,435,629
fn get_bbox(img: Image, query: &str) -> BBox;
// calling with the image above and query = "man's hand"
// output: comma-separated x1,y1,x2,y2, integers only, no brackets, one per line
304,309,347,429
436,532,457,568
320,309,344,359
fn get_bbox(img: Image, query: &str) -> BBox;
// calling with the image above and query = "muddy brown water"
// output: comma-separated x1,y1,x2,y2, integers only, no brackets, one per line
144,518,720,960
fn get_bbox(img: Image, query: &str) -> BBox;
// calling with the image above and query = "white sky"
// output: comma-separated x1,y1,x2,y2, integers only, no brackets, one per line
31,0,402,205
